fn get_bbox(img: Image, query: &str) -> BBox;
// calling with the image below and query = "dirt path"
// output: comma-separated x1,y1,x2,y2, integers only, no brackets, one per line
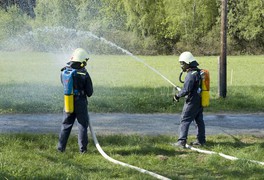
0,113,264,136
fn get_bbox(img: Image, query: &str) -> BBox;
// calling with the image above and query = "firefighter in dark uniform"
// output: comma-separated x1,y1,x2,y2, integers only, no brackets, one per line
57,48,93,153
173,52,206,148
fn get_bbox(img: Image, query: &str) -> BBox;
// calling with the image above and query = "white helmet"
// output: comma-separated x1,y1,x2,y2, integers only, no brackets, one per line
179,51,196,64
70,48,89,63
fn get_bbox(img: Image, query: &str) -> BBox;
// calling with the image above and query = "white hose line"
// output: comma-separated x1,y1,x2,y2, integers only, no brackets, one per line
186,144,264,166
88,120,171,180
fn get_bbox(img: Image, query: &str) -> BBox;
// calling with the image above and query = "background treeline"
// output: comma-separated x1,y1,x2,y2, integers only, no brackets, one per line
0,0,263,55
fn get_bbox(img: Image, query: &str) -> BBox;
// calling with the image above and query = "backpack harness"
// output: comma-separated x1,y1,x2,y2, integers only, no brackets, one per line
179,69,210,107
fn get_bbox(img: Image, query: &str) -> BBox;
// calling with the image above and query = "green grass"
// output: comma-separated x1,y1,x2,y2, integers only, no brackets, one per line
0,52,264,179
0,134,263,179
0,51,264,114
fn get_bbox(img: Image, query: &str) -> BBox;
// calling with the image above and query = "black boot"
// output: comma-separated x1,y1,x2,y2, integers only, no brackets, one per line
190,141,205,146
172,140,186,148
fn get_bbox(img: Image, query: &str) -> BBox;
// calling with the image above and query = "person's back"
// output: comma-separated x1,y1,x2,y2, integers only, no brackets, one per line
66,61,93,112
58,48,93,153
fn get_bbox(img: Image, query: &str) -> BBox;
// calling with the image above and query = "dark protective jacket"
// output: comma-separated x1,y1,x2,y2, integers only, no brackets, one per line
61,62,93,113
177,68,205,144
177,68,201,108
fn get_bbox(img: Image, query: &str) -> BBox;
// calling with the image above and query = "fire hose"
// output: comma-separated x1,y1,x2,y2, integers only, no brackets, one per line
88,119,171,180
186,144,264,165
89,117,264,180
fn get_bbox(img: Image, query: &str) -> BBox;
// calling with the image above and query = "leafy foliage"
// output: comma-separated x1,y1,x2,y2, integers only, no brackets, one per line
0,0,263,55
227,0,264,54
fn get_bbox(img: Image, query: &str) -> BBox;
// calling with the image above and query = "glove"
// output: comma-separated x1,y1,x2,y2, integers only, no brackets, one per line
61,66,66,71
175,86,181,92
173,95,180,102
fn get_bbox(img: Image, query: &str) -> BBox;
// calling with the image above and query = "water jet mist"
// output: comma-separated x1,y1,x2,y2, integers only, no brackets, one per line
1,26,177,88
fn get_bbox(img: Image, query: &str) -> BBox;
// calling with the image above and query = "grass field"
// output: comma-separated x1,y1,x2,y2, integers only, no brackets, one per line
0,134,263,179
0,51,263,114
0,52,264,179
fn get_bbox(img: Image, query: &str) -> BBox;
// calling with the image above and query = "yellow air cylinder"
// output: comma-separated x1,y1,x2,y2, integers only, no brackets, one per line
62,68,76,113
64,94,74,113
201,69,210,107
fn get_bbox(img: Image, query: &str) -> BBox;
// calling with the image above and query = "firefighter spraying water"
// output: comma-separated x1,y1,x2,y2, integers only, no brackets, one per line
58,48,171,180
173,51,210,148
58,48,93,153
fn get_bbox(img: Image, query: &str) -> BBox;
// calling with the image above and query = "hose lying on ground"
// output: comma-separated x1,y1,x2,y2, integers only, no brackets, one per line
89,117,264,180
186,144,264,166
88,119,171,180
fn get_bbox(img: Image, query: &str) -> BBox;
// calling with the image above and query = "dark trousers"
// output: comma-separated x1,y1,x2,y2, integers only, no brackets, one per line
178,102,206,143
58,111,89,152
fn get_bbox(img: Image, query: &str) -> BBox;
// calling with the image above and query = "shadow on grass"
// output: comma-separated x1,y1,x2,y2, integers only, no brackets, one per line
204,134,263,150
95,134,187,157
1,83,264,113
0,172,14,179
0,83,62,113
205,140,252,149
110,144,184,156
37,152,109,179
260,142,264,148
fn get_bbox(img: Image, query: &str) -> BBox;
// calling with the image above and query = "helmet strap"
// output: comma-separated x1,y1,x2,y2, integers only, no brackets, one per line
80,58,89,67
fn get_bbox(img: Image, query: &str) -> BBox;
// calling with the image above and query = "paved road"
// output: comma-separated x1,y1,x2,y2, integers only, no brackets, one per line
0,113,264,136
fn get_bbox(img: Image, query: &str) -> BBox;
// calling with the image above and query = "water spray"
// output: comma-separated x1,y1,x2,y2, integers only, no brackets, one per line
85,31,264,166
41,27,172,179
78,31,174,179
77,30,182,92
2,26,179,90
7,26,262,177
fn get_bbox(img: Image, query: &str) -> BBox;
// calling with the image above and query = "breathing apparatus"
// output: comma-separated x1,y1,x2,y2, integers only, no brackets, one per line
62,48,89,113
62,68,76,113
61,48,172,179
200,69,210,107
178,52,210,107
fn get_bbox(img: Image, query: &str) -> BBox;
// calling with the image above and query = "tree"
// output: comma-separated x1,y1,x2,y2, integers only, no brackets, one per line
228,0,264,53
123,0,176,54
35,0,77,28
0,0,36,18
164,0,219,53
76,0,102,31
0,0,263,54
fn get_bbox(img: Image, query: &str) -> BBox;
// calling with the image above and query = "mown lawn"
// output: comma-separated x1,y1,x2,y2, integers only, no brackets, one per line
0,52,263,179
0,52,263,114
0,134,263,179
